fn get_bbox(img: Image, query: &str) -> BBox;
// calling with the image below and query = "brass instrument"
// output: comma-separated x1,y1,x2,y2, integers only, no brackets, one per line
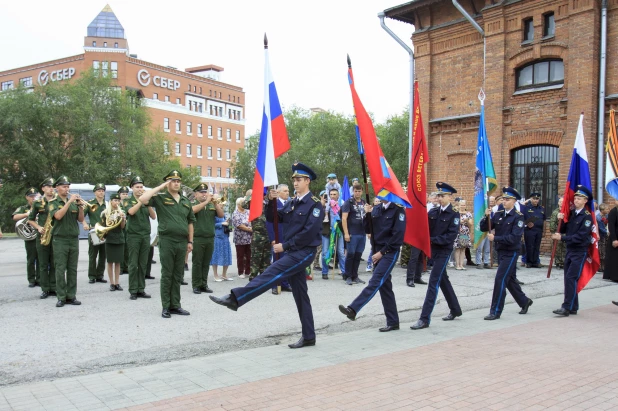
39,211,54,246
94,208,124,240
212,194,227,206
76,198,98,211
15,217,38,241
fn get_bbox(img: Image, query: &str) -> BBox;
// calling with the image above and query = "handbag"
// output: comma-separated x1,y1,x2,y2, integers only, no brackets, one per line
457,234,470,248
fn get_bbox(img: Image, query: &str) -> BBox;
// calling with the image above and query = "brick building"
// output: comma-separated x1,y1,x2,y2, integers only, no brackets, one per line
0,5,245,191
384,0,618,218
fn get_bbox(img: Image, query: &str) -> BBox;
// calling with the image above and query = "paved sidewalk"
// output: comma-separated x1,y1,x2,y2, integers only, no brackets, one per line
1,285,616,411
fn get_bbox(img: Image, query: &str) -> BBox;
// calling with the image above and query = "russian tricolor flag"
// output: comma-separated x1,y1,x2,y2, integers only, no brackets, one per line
249,37,290,221
560,113,600,292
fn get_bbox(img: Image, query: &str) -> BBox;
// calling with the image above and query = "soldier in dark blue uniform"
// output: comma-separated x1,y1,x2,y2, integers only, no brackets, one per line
523,192,546,268
480,187,533,320
551,185,594,316
210,163,324,348
410,182,462,330
338,194,406,332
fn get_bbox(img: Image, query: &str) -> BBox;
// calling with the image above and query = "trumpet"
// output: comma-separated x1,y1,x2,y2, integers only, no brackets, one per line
212,194,227,206
73,196,97,211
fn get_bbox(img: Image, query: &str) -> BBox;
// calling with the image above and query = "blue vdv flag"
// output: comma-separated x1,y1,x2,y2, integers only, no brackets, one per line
473,103,497,249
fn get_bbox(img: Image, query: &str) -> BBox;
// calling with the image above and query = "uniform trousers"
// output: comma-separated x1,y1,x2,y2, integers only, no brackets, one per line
53,237,79,302
159,236,187,309
250,239,271,279
146,247,154,277
121,229,129,272
348,251,399,327
524,228,542,265
232,247,316,340
405,245,423,282
192,237,214,289
419,248,461,323
128,234,150,294
24,239,39,284
491,250,528,316
36,240,55,292
562,248,586,311
87,239,106,280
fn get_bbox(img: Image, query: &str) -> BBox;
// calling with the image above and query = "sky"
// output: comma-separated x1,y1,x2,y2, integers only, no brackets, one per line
0,0,415,135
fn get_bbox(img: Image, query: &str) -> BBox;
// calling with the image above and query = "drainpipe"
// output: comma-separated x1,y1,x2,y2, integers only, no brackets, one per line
597,0,608,202
378,11,414,174
452,0,484,36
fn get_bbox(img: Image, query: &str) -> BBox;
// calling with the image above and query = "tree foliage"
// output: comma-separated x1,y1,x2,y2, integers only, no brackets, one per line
0,71,198,231
233,107,411,195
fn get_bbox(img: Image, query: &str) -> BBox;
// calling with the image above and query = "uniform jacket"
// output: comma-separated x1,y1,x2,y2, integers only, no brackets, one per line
364,203,406,255
428,203,459,250
266,192,323,252
480,208,524,251
559,209,594,250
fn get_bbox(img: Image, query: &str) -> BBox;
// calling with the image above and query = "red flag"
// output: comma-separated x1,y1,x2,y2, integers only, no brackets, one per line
404,82,431,257
348,67,411,207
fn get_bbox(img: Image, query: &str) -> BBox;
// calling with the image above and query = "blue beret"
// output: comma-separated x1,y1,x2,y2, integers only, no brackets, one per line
327,173,337,179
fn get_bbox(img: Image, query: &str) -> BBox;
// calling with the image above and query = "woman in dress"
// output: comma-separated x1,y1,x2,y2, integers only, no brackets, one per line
549,197,566,268
211,206,233,281
232,197,252,279
604,197,618,281
454,199,473,270
101,194,126,291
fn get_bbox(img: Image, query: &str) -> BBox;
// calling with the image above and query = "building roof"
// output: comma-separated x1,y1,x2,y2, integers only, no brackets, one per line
384,0,445,25
87,4,125,39
185,65,225,73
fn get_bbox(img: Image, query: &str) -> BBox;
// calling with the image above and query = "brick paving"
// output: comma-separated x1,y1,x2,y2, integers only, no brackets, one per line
122,304,618,411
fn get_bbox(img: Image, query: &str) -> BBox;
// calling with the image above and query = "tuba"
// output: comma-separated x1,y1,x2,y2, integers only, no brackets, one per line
15,218,38,241
94,209,124,240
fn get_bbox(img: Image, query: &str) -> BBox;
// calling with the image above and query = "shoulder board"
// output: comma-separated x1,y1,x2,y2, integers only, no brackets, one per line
515,210,523,215
585,210,591,215
396,204,404,208
311,196,320,203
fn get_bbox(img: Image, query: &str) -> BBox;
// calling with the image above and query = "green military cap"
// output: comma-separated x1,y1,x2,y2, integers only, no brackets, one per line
194,183,209,192
93,183,106,192
130,176,144,187
39,177,55,191
54,175,70,187
117,186,130,194
163,170,182,182
25,187,38,197
110,193,121,200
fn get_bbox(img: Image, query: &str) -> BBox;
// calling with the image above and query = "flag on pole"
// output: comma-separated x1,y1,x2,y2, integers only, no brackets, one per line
404,81,431,257
249,36,291,221
605,110,618,199
561,113,600,292
347,64,411,207
341,176,350,202
473,95,498,249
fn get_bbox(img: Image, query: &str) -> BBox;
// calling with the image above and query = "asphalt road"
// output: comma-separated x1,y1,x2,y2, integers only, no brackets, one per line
0,236,615,387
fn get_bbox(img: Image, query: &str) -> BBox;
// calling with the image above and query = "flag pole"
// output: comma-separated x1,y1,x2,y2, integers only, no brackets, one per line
264,33,282,293
348,54,375,252
479,89,493,267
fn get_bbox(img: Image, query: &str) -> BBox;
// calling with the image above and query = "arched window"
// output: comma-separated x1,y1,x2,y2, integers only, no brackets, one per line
511,145,559,211
516,59,564,90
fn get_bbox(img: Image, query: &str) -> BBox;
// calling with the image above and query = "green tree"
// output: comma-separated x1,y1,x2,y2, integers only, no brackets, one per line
0,71,198,231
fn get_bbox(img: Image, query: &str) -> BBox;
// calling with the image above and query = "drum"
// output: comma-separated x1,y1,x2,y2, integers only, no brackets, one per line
150,217,159,247
89,229,105,246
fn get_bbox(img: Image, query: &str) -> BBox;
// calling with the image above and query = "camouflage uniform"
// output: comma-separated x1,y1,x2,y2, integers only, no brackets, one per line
400,243,411,267
250,205,271,280
549,207,566,267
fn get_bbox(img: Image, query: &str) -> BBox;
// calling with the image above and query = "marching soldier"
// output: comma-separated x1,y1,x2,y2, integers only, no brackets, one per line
118,186,131,274
339,194,406,332
124,177,155,300
410,182,462,330
210,163,324,349
12,187,40,287
551,185,594,317
191,183,223,294
523,192,546,268
480,187,533,320
140,170,195,318
82,183,107,284
246,191,271,281
50,176,84,307
28,178,57,298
